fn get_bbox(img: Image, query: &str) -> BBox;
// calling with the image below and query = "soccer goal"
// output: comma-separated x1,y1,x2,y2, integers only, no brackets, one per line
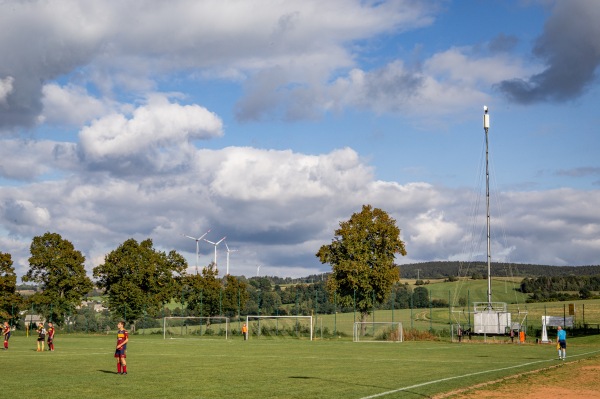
353,322,403,342
163,317,229,339
245,315,313,340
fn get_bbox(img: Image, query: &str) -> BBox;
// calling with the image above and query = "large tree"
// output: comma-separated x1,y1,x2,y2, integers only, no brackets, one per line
93,238,187,323
316,205,407,323
23,232,93,324
0,252,23,322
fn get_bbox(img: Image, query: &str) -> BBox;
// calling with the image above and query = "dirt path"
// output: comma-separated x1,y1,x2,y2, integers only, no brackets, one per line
435,355,600,399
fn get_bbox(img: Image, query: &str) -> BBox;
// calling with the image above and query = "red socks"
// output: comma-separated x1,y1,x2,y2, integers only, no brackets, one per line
123,365,127,373
3,341,7,349
117,363,121,373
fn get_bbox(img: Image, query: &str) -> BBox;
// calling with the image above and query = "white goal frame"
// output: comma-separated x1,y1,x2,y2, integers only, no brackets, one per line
353,322,403,343
245,315,313,341
163,316,229,339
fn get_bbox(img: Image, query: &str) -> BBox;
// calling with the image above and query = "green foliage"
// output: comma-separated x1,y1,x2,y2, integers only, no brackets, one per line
23,232,93,324
0,252,23,321
412,286,429,308
402,261,600,279
520,275,600,302
317,205,407,321
184,266,222,316
93,238,187,322
221,274,249,317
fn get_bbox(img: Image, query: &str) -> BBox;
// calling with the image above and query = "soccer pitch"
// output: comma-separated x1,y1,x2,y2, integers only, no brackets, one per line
3,334,600,398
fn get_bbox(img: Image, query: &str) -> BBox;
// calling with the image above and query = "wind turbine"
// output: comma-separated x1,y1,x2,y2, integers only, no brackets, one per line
256,265,261,277
182,229,210,274
224,242,238,276
203,236,226,271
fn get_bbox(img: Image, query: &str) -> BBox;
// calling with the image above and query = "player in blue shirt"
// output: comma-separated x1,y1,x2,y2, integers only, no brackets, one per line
557,326,567,360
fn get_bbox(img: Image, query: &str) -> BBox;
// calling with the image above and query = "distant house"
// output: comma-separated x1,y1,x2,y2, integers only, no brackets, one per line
78,300,107,313
22,314,44,330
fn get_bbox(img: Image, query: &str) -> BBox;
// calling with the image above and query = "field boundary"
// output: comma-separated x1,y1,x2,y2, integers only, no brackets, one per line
359,349,600,399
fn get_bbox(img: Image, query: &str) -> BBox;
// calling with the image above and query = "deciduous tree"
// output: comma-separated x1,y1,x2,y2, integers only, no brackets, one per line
23,232,93,324
316,205,406,323
93,238,187,323
0,252,23,322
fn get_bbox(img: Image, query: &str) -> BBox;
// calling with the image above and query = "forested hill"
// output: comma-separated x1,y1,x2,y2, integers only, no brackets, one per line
399,261,600,279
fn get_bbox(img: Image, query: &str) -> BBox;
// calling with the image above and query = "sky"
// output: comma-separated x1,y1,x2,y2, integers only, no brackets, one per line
1,0,599,280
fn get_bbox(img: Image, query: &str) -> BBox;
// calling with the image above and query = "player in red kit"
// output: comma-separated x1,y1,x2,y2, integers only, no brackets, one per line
47,321,55,351
3,321,10,350
114,321,129,375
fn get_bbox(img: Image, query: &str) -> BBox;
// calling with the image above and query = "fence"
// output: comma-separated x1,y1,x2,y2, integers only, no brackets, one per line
12,297,600,341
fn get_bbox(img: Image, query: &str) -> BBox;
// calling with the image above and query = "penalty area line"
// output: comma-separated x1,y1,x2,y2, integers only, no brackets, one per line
359,349,600,399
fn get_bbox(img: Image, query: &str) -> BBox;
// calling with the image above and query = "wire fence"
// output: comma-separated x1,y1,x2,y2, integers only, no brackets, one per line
10,298,600,342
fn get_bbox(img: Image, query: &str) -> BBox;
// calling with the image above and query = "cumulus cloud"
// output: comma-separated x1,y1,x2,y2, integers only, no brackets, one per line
40,83,114,126
0,140,78,180
78,96,223,174
1,199,51,227
0,0,439,130
497,0,600,103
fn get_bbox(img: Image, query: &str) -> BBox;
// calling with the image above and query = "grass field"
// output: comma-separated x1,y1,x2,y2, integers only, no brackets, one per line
3,332,600,398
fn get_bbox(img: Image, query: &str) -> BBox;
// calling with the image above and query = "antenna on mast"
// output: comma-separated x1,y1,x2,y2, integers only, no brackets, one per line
483,105,492,308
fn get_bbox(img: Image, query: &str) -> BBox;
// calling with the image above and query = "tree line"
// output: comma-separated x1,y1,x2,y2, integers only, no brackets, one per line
0,205,412,327
401,261,600,279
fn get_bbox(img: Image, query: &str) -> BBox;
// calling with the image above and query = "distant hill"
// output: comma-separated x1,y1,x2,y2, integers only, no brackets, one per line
399,261,600,279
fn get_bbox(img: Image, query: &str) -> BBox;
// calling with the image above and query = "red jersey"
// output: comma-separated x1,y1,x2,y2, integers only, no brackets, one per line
3,325,10,337
47,326,55,339
116,329,128,349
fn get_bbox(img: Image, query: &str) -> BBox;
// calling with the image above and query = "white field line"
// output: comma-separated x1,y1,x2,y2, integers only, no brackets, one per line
359,349,600,399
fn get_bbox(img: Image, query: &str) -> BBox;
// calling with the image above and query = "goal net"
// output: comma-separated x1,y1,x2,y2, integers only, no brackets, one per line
163,317,229,339
353,322,403,342
245,315,313,340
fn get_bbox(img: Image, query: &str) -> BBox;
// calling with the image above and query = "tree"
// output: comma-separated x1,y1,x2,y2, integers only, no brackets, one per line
412,286,430,308
316,205,407,323
23,232,93,324
93,238,187,323
184,265,222,318
221,274,249,317
0,252,23,322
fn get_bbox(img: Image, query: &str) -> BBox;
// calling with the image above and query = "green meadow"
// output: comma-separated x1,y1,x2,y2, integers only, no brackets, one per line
3,332,600,399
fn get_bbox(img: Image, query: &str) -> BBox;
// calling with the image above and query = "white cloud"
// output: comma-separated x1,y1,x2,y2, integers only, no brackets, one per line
78,96,223,170
40,83,114,126
2,199,51,227
0,76,14,104
0,140,78,180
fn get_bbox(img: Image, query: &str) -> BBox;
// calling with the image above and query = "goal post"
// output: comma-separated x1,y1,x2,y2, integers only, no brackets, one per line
353,322,403,343
245,315,313,341
163,317,229,339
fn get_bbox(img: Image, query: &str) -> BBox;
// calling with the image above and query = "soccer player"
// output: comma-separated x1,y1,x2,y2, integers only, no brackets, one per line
47,321,55,351
3,321,10,350
115,321,129,375
557,325,567,360
242,323,248,340
36,322,46,352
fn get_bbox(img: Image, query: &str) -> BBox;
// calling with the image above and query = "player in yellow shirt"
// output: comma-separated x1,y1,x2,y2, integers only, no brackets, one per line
36,322,46,352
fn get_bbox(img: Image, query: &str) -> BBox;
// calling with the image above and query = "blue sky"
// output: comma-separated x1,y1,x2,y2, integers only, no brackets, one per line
1,0,599,279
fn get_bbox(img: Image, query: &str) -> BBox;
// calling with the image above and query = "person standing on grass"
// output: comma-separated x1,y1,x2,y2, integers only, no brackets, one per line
3,321,10,350
242,323,248,340
36,322,46,352
47,322,55,351
557,325,567,360
115,321,129,375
